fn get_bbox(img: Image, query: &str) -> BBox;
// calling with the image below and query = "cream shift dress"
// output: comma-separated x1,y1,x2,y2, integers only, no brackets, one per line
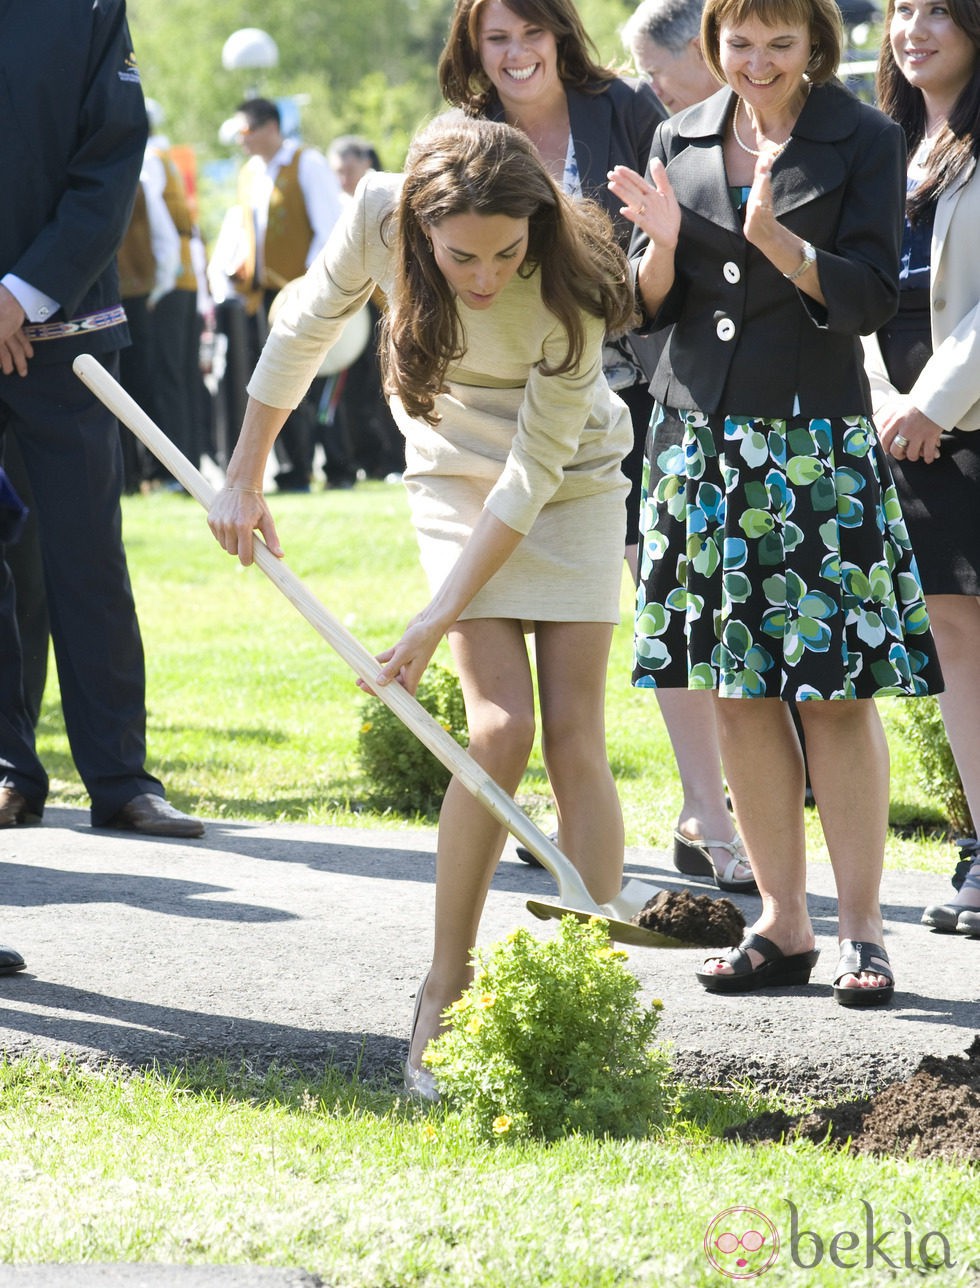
247,171,632,622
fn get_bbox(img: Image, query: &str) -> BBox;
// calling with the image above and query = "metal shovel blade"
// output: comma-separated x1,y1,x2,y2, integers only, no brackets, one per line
74,354,692,949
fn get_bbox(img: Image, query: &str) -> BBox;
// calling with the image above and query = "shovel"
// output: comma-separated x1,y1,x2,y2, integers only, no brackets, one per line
74,354,687,948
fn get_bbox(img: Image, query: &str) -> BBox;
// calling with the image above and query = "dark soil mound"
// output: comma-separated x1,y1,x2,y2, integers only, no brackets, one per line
632,890,745,947
725,1036,980,1161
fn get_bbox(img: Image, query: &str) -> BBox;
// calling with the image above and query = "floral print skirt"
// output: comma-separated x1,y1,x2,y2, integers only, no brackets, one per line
632,406,943,700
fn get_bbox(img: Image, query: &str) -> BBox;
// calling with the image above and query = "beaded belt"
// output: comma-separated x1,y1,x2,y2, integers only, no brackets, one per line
23,305,127,342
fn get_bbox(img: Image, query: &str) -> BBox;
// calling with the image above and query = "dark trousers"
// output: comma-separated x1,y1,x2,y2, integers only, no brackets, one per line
1,436,48,725
149,287,200,479
118,293,155,491
0,353,162,822
248,292,315,490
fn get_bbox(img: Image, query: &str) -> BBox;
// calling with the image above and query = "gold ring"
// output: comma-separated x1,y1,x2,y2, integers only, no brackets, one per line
637,203,646,215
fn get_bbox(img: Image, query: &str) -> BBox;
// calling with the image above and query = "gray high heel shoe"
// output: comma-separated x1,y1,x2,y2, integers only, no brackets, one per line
403,975,440,1102
922,862,980,933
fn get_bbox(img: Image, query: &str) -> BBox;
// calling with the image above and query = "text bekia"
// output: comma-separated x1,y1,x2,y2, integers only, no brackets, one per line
786,1200,955,1271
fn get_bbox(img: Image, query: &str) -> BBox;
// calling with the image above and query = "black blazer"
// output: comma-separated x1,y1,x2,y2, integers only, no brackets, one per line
631,81,906,417
0,0,147,364
489,78,667,250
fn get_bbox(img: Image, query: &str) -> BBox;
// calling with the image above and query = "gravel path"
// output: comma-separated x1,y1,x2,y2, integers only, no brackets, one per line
2,806,977,1101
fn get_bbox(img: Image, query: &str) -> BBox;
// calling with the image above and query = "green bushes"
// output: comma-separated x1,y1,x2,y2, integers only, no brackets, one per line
424,916,673,1142
357,664,468,815
899,697,974,836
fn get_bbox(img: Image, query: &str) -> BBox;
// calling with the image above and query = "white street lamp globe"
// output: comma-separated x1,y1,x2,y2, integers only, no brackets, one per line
221,29,279,72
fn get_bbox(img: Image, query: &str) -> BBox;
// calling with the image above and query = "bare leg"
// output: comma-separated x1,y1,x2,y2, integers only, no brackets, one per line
627,542,748,882
704,697,813,977
927,594,980,910
535,621,624,905
656,688,751,881
797,700,891,990
409,618,535,1069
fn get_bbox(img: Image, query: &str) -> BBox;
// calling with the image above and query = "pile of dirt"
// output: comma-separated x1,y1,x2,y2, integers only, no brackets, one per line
632,890,745,947
724,1036,980,1161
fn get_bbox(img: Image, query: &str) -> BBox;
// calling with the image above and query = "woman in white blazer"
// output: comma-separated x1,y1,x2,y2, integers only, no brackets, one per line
863,0,980,934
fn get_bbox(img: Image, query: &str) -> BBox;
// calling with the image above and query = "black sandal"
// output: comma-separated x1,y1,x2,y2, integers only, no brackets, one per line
696,932,819,994
832,940,894,1008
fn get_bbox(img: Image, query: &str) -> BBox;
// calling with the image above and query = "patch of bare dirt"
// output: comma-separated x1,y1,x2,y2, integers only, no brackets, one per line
724,1036,980,1161
632,890,745,947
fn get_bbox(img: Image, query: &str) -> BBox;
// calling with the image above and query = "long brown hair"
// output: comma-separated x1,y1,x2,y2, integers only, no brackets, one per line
438,0,615,114
877,0,980,222
383,114,636,426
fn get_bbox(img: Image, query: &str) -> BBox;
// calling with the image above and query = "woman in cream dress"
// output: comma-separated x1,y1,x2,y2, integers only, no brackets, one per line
208,114,637,1096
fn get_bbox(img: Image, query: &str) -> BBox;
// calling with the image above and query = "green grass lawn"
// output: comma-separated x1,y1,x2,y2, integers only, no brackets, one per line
0,1058,975,1286
14,484,975,1285
35,484,956,877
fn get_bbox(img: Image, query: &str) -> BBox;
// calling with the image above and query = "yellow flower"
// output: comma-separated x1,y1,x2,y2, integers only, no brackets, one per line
478,992,496,1009
421,1122,438,1141
360,721,373,733
492,1115,512,1134
465,1016,483,1035
449,996,471,1014
650,998,665,1010
596,947,629,962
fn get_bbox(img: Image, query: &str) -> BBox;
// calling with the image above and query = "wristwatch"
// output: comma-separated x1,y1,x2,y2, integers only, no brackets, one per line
784,240,817,283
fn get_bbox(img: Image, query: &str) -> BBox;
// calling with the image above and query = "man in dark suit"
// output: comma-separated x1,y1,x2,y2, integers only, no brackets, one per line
0,0,204,869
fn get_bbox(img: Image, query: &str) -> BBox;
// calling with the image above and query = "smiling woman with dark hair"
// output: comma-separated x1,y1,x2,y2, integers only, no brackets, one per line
863,0,980,937
207,113,639,1099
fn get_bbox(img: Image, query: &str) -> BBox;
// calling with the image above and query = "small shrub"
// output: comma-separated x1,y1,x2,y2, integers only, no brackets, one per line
357,663,468,815
424,916,672,1141
900,697,973,835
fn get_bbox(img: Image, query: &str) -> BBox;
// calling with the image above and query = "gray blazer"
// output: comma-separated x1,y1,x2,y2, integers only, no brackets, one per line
631,81,907,418
863,156,980,432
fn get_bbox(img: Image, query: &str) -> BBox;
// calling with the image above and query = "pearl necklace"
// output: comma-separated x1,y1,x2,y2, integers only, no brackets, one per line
732,97,792,158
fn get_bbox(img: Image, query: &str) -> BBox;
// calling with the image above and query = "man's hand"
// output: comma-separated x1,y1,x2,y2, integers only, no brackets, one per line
0,285,33,377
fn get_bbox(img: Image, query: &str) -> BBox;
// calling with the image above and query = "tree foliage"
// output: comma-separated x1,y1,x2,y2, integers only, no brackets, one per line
128,0,637,170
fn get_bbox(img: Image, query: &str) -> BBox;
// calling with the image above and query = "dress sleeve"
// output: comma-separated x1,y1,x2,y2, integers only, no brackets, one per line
798,117,905,336
247,173,394,410
909,298,980,432
484,310,608,535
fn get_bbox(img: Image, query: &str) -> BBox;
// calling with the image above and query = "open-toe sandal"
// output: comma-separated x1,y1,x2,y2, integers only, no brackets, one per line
832,940,894,1008
695,931,819,994
673,831,758,894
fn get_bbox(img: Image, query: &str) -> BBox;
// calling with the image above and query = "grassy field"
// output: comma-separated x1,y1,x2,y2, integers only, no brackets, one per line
35,483,956,876
0,1057,976,1286
12,483,974,1285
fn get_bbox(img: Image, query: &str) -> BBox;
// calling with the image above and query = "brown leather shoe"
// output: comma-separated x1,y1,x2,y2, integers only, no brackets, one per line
0,945,26,975
0,787,42,829
102,792,205,839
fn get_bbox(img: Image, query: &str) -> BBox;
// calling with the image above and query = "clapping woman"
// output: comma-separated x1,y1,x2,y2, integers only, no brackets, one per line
208,114,638,1094
608,0,943,1003
862,0,980,936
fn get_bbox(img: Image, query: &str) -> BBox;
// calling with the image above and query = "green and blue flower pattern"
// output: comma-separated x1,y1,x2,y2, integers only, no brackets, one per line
633,408,942,700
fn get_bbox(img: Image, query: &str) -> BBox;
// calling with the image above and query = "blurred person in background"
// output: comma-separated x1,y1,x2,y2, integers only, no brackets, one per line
622,0,720,113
